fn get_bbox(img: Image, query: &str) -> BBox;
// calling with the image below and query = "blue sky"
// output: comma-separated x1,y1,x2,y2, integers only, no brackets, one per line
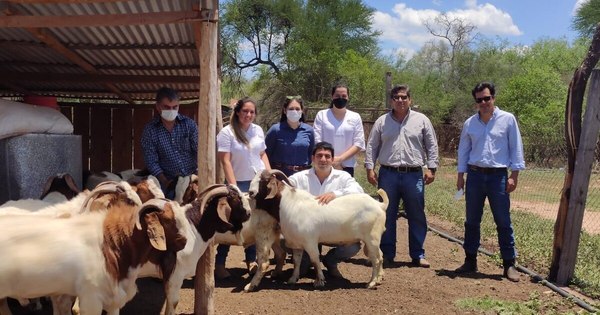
367,0,587,58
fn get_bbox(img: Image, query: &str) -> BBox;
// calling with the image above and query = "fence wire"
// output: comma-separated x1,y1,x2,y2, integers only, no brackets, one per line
425,125,600,300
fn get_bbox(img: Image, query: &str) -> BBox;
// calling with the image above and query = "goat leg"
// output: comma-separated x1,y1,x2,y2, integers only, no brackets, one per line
244,232,273,292
287,249,304,284
271,235,286,279
304,245,326,288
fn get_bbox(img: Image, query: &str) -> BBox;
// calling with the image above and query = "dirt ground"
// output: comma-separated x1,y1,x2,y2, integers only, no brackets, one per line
9,218,589,315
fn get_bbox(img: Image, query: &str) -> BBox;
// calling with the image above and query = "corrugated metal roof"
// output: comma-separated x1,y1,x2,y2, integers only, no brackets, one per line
0,0,207,104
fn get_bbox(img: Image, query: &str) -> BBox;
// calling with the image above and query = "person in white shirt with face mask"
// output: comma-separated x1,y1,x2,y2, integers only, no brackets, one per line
265,96,315,177
141,87,198,199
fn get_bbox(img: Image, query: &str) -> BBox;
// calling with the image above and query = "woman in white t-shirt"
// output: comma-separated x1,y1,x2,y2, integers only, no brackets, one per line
313,84,365,177
216,97,271,279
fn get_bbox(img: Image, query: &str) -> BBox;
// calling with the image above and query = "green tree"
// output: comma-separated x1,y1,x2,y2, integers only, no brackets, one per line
573,0,600,39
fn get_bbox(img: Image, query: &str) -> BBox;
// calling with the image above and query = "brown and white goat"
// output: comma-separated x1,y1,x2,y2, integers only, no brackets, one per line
137,184,252,315
248,170,389,289
0,194,187,315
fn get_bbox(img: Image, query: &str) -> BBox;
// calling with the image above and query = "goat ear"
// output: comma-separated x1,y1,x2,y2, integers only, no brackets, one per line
215,197,234,231
266,176,279,199
144,211,167,251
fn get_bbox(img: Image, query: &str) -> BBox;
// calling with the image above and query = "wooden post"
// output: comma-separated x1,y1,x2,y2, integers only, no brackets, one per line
550,23,600,282
555,70,600,283
194,0,219,314
385,71,392,109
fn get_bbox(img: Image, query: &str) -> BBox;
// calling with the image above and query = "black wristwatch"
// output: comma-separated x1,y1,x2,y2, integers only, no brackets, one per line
429,168,437,174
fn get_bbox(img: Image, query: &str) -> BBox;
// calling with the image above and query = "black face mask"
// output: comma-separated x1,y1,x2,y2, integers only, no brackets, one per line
331,98,348,109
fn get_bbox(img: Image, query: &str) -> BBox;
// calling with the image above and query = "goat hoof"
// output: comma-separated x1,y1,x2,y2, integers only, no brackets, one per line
313,279,326,288
243,283,256,292
367,282,378,289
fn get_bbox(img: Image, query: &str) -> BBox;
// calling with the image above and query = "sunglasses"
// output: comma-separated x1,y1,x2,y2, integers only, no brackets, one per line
392,95,409,101
475,96,492,103
286,95,302,100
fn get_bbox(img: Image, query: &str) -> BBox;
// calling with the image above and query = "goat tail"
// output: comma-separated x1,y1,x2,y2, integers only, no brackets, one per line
376,189,389,211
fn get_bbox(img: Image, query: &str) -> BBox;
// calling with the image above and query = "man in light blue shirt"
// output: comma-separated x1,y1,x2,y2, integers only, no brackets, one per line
455,82,525,282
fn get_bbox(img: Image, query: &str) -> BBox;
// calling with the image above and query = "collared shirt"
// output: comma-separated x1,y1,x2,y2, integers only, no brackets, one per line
288,167,364,197
457,107,525,173
265,121,314,167
313,108,365,168
141,114,198,179
217,123,267,181
365,109,439,170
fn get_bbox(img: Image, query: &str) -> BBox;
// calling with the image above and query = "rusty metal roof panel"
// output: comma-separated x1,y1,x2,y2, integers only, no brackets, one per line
0,0,202,102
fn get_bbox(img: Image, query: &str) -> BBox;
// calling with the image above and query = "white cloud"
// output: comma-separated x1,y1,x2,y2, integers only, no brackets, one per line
372,1,522,59
573,0,589,15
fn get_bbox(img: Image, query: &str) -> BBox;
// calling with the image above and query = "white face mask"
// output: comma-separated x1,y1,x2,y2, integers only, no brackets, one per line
286,110,302,123
161,109,178,121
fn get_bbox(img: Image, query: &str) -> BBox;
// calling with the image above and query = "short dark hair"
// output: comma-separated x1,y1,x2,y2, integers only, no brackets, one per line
390,85,411,98
471,82,495,98
155,87,180,103
312,141,334,157
280,96,306,122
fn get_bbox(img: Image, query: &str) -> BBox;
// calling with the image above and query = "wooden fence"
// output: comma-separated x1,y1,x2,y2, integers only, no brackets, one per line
59,103,200,173
59,103,458,174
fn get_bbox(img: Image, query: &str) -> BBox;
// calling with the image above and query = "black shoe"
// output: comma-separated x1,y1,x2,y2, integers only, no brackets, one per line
411,258,431,268
383,257,394,268
455,258,477,273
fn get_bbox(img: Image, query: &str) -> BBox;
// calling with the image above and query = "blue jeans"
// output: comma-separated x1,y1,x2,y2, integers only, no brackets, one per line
464,169,516,260
216,180,256,264
378,167,427,260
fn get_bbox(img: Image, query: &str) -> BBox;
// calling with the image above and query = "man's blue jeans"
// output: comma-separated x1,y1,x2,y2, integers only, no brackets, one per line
378,167,427,260
464,169,516,260
216,180,256,264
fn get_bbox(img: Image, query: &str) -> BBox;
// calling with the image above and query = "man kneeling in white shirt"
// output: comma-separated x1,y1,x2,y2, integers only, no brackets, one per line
287,141,364,278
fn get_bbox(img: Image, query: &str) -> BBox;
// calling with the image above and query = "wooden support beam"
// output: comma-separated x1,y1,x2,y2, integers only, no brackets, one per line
4,0,123,3
556,70,600,283
194,1,219,314
0,10,201,28
0,81,33,95
0,60,199,71
0,40,196,50
1,71,199,84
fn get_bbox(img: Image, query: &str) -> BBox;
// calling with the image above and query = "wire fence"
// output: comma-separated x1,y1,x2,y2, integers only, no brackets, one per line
269,105,600,300
424,124,600,301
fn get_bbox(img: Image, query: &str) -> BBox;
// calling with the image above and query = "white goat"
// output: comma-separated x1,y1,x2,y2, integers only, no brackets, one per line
248,170,389,289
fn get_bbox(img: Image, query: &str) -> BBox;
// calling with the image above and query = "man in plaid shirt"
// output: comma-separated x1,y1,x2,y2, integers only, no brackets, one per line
141,87,198,198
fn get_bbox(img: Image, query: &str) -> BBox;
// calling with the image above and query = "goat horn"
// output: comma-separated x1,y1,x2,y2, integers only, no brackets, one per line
79,181,123,213
268,169,293,186
197,184,230,214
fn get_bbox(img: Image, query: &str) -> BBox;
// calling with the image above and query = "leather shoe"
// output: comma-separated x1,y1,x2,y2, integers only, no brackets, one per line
455,259,477,273
214,264,231,280
323,260,343,278
382,258,394,268
503,265,520,282
412,258,431,268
